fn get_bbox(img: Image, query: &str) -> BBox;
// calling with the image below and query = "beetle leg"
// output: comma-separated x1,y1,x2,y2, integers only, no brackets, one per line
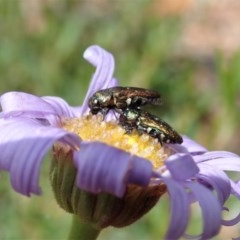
100,108,109,120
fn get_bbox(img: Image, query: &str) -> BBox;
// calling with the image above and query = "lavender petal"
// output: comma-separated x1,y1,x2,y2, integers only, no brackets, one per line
80,45,116,114
195,157,240,172
171,135,208,154
194,151,240,163
0,118,81,196
1,92,61,125
197,163,231,205
186,182,222,239
162,177,189,239
127,155,153,186
42,96,79,118
1,92,54,114
222,211,240,226
230,181,240,199
74,141,153,197
164,153,199,180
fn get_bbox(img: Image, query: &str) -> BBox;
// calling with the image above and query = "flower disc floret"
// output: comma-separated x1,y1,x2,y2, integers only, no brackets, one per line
62,114,172,169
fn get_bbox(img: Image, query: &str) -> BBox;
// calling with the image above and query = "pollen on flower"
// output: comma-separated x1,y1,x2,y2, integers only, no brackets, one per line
62,114,172,169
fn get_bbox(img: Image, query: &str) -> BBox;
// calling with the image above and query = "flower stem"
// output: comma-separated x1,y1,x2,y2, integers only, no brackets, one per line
68,215,101,240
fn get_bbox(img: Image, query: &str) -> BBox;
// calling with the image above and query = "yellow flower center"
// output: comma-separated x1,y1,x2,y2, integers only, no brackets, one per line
62,114,172,169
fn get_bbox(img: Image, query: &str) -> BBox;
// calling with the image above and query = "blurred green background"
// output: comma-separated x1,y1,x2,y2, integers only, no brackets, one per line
1,0,240,239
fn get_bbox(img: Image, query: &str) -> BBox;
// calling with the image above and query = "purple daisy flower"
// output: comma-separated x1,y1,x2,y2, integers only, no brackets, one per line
1,45,240,239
